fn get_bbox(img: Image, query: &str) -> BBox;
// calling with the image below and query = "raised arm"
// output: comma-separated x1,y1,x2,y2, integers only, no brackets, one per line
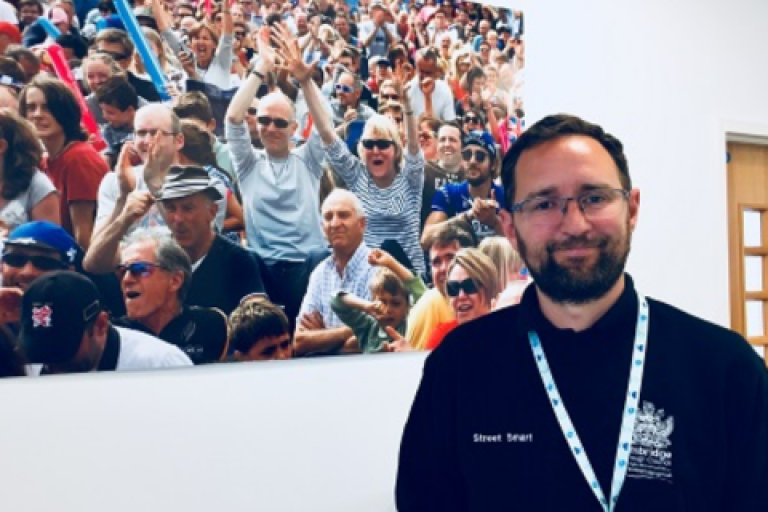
368,248,414,282
225,26,275,125
393,67,420,156
273,23,335,146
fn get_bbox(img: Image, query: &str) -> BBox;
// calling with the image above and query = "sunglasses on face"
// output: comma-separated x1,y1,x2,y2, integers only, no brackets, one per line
246,107,258,115
116,261,166,279
462,149,489,163
464,116,480,124
257,116,290,128
361,139,394,150
1,252,67,271
335,83,355,94
446,278,479,297
380,94,399,101
235,31,246,38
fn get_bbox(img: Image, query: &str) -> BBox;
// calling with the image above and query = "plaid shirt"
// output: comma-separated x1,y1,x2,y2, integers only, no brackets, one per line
297,242,377,327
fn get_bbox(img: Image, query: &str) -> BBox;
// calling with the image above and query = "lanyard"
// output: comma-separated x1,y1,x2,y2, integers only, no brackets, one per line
528,293,649,512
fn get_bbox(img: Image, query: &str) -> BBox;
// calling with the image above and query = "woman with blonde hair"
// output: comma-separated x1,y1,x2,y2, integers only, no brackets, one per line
133,27,185,92
425,248,498,349
278,23,427,276
478,236,529,309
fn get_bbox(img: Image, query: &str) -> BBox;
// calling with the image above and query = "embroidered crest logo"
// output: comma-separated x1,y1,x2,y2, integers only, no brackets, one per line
627,401,674,483
31,305,53,328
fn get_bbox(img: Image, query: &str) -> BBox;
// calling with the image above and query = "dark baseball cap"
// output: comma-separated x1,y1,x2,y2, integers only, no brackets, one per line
463,130,497,162
20,271,102,365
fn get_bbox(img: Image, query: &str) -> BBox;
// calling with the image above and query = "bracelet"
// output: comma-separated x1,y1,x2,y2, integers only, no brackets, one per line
251,68,265,81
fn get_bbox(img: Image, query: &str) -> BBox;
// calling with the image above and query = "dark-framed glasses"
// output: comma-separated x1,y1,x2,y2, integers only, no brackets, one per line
462,149,488,163
134,128,177,138
1,253,68,271
381,93,400,101
464,115,481,124
510,188,630,226
446,278,479,297
361,139,394,150
257,116,290,128
116,261,167,279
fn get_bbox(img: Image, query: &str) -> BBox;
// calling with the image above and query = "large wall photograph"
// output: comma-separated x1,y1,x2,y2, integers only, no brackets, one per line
0,0,526,377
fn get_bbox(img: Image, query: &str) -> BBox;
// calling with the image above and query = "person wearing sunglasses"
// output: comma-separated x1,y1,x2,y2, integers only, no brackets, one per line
331,72,376,138
275,23,427,278
224,28,330,330
94,29,162,102
422,130,503,249
20,271,193,376
113,228,230,365
423,248,497,350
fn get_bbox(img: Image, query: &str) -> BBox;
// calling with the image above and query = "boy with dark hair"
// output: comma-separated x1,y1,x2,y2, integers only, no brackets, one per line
94,75,139,165
229,298,293,361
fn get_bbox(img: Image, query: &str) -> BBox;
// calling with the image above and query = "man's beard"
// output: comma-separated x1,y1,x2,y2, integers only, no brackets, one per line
516,223,631,305
466,165,489,187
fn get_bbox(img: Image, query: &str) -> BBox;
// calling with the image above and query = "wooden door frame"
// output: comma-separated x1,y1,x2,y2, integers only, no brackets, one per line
723,121,768,359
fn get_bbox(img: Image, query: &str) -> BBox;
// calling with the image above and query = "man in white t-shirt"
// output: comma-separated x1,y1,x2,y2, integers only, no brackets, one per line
406,47,456,122
20,271,192,375
357,0,398,59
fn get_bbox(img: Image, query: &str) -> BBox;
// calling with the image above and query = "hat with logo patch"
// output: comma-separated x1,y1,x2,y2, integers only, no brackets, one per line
4,221,79,265
463,130,497,162
19,271,102,365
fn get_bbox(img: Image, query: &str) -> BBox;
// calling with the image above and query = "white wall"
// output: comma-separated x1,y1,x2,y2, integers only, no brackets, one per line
2,0,768,510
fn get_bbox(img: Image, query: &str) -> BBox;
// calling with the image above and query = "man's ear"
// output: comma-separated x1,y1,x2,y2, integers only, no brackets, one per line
498,209,518,252
0,138,9,157
208,118,217,133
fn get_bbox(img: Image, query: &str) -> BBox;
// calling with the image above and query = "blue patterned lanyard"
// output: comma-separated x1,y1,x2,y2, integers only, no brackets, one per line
528,294,649,512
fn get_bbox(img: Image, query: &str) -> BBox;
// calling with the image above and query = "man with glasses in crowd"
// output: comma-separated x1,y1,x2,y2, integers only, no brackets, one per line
94,28,161,102
407,47,456,122
397,114,768,511
422,131,503,247
225,37,328,330
331,72,375,138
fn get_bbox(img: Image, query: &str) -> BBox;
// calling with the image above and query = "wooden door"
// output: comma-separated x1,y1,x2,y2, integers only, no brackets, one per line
727,142,768,365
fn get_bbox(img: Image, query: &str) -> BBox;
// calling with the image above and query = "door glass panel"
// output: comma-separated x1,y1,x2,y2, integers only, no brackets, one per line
745,256,764,292
743,209,762,247
746,300,765,337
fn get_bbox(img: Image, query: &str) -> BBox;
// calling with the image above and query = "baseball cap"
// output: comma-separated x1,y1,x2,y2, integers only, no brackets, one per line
369,56,392,68
5,221,79,265
49,7,68,26
19,271,102,365
463,130,497,162
0,22,21,44
134,6,154,19
158,165,224,201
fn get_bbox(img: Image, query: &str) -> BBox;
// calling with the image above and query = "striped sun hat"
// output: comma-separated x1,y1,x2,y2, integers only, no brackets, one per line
158,165,224,201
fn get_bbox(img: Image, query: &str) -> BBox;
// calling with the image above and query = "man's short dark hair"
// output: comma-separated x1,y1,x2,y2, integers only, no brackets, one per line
340,45,360,62
18,0,44,14
426,223,476,252
173,91,214,124
0,57,25,86
55,34,89,59
501,114,632,211
95,76,138,111
94,28,135,56
229,299,290,355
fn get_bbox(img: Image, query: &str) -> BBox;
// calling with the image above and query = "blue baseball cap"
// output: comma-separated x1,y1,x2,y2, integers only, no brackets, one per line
463,130,497,162
5,221,79,265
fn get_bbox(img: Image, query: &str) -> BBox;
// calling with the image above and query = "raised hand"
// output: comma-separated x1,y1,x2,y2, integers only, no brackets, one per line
254,25,277,69
384,326,413,352
368,248,394,268
272,22,317,84
366,300,386,317
120,190,155,224
116,141,138,198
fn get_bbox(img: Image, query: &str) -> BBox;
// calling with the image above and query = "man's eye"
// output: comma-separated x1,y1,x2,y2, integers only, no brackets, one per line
583,194,607,205
530,199,557,212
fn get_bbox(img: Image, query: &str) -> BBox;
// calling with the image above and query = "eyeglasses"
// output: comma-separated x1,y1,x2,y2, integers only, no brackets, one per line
462,149,488,163
445,278,479,297
335,84,355,94
510,188,630,227
235,31,246,38
1,252,68,271
380,94,400,101
116,261,167,279
480,47,491,53
257,116,290,128
392,117,404,124
98,49,130,61
246,107,258,115
134,129,177,138
464,116,481,124
361,139,394,150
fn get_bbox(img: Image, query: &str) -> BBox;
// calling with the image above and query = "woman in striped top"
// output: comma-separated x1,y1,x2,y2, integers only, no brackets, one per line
273,24,427,276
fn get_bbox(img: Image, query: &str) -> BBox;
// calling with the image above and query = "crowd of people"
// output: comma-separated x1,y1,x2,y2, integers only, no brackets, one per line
0,0,529,375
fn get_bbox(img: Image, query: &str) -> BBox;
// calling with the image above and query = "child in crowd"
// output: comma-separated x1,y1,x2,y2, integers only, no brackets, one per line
229,297,293,362
331,248,426,354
